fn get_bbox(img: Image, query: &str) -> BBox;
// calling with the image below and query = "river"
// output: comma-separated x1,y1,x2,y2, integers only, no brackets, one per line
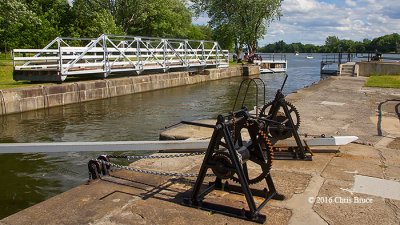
0,53,329,218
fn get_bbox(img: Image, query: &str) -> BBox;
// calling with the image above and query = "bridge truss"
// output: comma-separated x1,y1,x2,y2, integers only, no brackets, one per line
13,34,229,82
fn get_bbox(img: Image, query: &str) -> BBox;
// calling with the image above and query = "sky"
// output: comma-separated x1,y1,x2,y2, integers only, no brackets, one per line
192,0,400,46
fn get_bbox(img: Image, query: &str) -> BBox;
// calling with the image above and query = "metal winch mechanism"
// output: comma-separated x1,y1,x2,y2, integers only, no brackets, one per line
230,75,310,161
181,106,285,223
168,77,290,223
83,75,357,223
257,74,311,160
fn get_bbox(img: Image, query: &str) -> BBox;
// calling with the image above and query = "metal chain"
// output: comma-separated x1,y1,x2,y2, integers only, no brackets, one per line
299,133,328,138
106,152,204,160
95,159,215,178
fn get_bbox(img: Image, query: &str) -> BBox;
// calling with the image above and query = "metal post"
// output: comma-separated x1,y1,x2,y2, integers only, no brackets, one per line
201,41,205,65
215,42,219,67
58,38,63,78
103,35,108,77
136,37,142,72
183,41,187,68
163,39,167,72
221,123,257,216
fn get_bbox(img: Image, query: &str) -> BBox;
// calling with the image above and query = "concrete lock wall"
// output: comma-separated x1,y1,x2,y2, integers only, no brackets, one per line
356,61,400,76
0,66,259,116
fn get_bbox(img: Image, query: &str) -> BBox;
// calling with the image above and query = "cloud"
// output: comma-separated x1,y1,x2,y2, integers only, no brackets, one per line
380,2,400,19
345,0,357,7
191,0,400,46
259,0,400,46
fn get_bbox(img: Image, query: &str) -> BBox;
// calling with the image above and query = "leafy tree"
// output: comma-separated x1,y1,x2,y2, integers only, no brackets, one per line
71,0,123,38
370,33,400,53
86,9,125,36
212,24,235,51
325,36,339,52
106,0,193,38
0,0,41,54
134,0,193,38
187,25,205,40
193,0,282,58
197,24,213,41
258,33,400,53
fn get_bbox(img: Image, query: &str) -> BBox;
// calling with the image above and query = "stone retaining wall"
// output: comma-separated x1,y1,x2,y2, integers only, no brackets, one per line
356,61,400,76
0,66,259,115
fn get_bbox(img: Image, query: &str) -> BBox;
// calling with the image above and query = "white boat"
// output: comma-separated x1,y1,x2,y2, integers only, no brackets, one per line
306,55,313,59
295,51,300,56
253,54,287,73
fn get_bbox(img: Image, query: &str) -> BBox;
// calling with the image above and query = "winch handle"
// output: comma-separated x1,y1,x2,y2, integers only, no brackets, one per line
165,120,216,129
280,73,288,91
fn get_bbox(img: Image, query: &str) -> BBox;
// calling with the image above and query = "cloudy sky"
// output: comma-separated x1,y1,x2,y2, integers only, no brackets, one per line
192,0,400,46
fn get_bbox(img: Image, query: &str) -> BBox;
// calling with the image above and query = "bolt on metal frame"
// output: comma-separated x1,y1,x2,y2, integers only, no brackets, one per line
13,34,229,82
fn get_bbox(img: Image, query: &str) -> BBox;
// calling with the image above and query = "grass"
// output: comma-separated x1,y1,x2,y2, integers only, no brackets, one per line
364,73,400,89
0,61,22,89
0,61,56,90
229,59,249,67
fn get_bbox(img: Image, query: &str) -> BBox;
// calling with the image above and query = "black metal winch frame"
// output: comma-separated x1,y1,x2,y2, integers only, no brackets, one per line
181,107,285,223
87,75,312,223
258,74,312,160
232,75,311,161
176,76,308,222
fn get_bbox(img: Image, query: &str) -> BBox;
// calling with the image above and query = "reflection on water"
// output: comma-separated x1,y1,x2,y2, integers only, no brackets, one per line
0,53,323,219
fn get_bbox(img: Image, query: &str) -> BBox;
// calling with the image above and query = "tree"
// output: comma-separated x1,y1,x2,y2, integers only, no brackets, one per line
100,0,193,38
71,0,123,38
187,25,205,40
370,33,400,53
258,33,400,53
0,0,41,55
197,24,213,41
212,24,235,51
85,9,125,36
193,0,282,58
325,36,339,52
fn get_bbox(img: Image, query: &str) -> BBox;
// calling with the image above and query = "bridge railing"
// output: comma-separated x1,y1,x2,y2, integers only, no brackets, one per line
321,53,354,64
13,34,229,82
260,53,286,62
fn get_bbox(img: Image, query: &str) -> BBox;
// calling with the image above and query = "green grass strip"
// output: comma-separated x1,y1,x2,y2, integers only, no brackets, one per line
0,61,55,90
364,73,400,89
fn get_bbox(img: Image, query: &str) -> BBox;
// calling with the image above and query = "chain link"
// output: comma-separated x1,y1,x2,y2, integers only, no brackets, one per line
106,152,204,160
95,159,214,177
299,133,327,138
93,152,214,178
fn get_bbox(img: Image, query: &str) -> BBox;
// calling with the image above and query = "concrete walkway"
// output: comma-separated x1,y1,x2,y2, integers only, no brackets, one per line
2,76,400,224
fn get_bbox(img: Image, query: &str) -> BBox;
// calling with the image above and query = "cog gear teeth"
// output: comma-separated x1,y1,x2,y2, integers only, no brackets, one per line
259,100,301,140
230,127,273,185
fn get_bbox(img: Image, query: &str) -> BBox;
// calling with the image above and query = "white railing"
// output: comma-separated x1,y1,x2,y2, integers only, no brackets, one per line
13,34,229,81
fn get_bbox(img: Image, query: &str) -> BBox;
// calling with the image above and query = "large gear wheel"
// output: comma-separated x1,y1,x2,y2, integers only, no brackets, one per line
259,100,300,140
228,128,274,185
211,151,235,179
